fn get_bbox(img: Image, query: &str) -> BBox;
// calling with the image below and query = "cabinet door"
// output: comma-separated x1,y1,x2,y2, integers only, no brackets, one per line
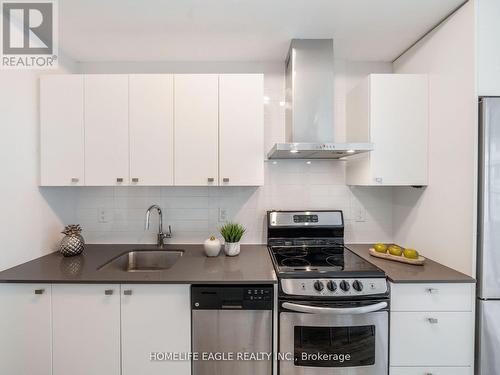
370,74,428,185
219,74,264,186
0,284,52,375
390,311,474,367
174,74,219,186
390,366,472,375
121,284,191,375
390,283,474,312
40,75,84,186
84,75,129,186
129,74,174,185
52,284,120,375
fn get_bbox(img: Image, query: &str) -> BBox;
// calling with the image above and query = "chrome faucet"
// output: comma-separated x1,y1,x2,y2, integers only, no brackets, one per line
145,205,172,247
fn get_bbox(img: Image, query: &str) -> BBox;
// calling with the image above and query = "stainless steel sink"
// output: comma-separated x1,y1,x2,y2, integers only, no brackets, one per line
98,250,184,272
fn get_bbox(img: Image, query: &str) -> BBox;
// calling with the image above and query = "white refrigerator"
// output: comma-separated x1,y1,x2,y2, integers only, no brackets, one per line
477,97,500,374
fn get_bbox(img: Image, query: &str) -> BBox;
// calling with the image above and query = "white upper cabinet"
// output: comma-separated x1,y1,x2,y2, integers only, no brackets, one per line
40,73,264,186
346,74,429,186
174,74,219,186
52,284,121,375
121,284,191,375
0,284,52,375
219,74,264,186
40,75,84,186
84,74,129,186
129,74,174,186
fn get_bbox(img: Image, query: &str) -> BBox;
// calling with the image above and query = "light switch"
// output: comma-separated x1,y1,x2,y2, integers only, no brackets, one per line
98,208,112,223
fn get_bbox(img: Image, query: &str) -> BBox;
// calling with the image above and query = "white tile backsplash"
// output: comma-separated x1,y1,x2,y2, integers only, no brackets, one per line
76,161,393,245
75,60,394,245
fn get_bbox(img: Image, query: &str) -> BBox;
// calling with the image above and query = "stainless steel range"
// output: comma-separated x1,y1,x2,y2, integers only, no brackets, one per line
267,210,389,375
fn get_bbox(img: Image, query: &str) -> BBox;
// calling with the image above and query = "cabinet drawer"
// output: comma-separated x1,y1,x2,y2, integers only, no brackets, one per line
390,283,473,311
390,366,472,375
390,312,473,367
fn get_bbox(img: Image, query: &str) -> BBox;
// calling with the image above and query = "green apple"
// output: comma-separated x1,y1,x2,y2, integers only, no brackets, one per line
373,243,388,253
403,248,419,259
388,245,403,256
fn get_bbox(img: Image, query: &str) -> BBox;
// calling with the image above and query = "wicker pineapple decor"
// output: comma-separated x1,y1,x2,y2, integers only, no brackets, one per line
59,224,85,257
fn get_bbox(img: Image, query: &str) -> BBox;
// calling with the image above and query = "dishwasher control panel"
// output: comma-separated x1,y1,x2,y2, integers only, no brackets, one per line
192,285,274,310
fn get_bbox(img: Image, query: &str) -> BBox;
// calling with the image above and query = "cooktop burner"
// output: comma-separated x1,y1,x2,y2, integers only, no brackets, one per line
281,257,311,267
269,245,382,277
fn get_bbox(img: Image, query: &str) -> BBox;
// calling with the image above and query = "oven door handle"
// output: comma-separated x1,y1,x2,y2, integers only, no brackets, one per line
282,301,388,315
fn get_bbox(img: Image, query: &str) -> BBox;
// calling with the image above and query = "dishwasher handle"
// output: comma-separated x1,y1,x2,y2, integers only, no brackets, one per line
282,301,388,315
221,304,243,309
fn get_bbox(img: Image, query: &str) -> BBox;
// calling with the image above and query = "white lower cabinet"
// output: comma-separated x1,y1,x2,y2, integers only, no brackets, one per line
389,282,474,375
52,284,121,375
390,312,473,366
390,367,472,375
121,284,191,375
0,283,191,375
0,284,52,375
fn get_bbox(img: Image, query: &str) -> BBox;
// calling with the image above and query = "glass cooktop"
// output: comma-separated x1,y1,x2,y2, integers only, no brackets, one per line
269,245,384,278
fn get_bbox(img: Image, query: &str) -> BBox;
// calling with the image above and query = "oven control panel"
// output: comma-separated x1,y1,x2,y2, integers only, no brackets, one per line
281,278,388,297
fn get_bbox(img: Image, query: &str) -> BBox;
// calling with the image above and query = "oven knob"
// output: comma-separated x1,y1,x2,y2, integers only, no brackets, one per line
353,280,363,292
326,281,337,292
339,280,350,292
313,281,324,292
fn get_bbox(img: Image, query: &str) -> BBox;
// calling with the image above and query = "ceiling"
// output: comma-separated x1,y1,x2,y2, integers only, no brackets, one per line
59,0,465,62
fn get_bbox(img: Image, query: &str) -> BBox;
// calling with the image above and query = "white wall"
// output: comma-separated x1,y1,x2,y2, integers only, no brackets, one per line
477,0,500,96
74,60,394,245
0,55,78,271
392,1,476,275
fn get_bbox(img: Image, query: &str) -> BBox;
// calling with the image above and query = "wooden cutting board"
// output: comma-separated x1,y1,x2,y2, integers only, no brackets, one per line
369,248,425,266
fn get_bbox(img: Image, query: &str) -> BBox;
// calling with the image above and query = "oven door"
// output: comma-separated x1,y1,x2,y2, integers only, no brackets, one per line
279,299,389,375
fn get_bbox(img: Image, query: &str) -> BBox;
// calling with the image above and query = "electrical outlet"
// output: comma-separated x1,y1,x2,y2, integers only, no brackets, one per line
219,208,228,222
354,207,366,222
98,208,112,223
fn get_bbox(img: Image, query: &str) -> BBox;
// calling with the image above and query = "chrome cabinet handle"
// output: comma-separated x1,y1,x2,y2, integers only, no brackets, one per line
116,178,123,183
207,177,214,182
104,289,114,295
34,289,45,295
123,290,133,296
71,177,79,183
131,178,139,183
375,177,383,183
223,178,230,183
426,288,439,294
427,318,439,324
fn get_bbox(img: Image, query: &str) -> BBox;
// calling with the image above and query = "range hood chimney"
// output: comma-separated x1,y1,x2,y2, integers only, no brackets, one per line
267,39,373,159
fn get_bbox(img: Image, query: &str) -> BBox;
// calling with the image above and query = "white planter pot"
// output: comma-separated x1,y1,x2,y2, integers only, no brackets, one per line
203,237,221,257
224,242,241,256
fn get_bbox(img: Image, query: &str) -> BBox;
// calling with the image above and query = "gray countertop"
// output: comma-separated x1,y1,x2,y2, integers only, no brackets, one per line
346,244,475,284
0,244,277,284
0,243,475,285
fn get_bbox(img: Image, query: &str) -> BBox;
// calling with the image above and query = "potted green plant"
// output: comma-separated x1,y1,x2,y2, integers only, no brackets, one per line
219,222,246,256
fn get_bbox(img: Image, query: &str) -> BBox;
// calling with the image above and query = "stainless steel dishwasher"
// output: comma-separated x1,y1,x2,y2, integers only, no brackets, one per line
192,285,273,375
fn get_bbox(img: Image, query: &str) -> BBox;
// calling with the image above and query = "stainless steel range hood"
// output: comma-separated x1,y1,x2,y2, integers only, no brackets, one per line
267,39,373,159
